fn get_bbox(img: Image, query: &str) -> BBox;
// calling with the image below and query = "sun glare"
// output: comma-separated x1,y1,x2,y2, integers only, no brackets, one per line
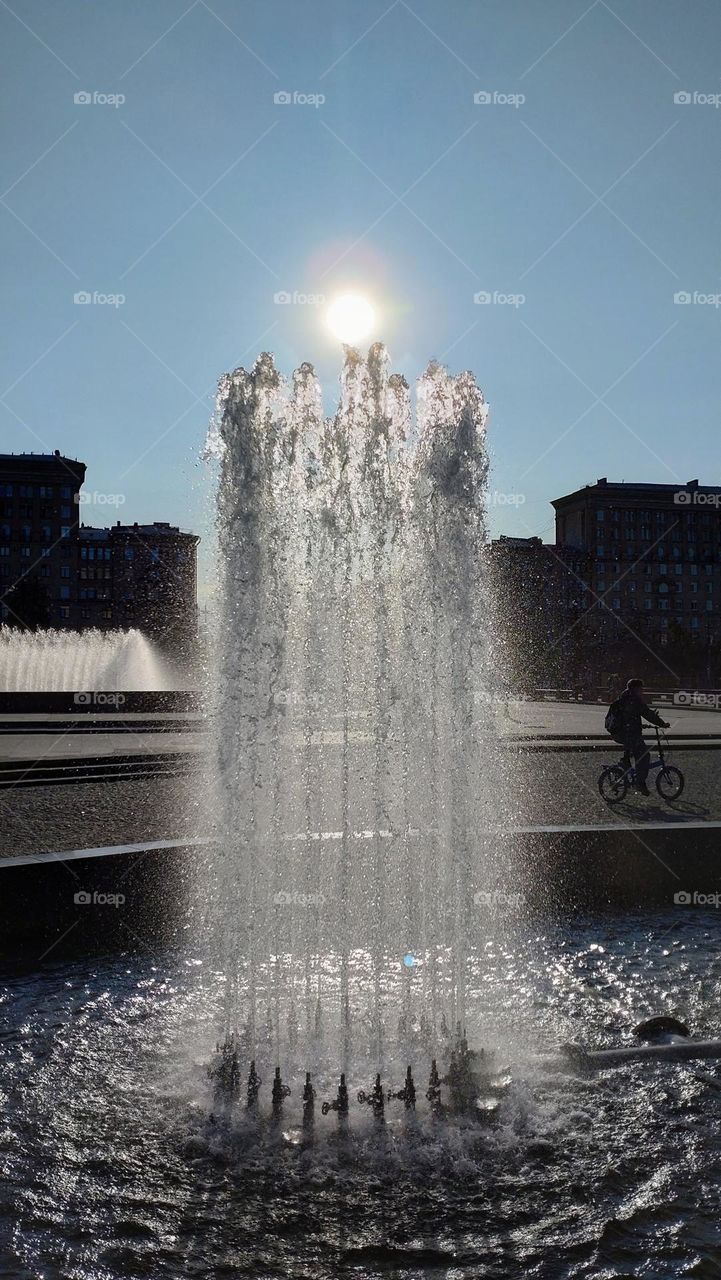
325,293,376,344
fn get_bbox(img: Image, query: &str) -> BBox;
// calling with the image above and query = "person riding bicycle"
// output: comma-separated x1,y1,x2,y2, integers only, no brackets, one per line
606,678,670,796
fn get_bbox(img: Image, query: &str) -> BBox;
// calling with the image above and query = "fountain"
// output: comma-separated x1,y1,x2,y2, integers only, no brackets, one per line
0,626,171,691
202,342,520,1126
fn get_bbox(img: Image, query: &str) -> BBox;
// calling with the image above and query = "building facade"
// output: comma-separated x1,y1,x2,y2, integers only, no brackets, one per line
552,478,721,684
0,452,199,650
487,535,591,690
0,452,86,629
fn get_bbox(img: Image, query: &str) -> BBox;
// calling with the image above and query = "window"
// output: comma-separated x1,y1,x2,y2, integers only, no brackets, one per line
39,485,53,498
644,599,652,610
612,597,620,609
59,586,70,600
61,565,70,579
644,582,652,593
21,547,31,558
707,600,714,611
19,485,32,498
81,608,90,619
659,564,667,575
596,545,604,557
60,526,71,539
40,565,50,579
41,525,51,541
675,564,683,575
0,547,9,557
0,484,13,497
0,524,8,539
61,486,71,499
660,599,668,611
597,509,605,520
21,526,31,542
659,582,669,593
124,548,134,560
692,617,700,630
59,606,70,619
61,505,71,518
692,582,699,594
691,565,698,576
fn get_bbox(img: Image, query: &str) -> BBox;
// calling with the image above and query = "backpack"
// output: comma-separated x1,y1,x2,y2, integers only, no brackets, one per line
605,697,623,738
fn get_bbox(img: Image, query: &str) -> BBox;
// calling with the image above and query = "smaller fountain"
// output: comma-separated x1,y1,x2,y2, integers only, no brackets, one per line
0,626,171,691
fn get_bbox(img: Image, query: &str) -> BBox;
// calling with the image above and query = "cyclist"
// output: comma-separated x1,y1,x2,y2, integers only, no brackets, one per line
606,678,670,796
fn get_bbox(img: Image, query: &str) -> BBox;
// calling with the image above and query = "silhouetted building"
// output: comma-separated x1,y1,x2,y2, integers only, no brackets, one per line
0,451,85,628
0,452,199,649
487,535,591,689
552,477,721,683
79,521,199,649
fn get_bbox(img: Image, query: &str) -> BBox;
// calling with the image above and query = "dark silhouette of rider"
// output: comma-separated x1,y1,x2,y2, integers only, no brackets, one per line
614,678,670,796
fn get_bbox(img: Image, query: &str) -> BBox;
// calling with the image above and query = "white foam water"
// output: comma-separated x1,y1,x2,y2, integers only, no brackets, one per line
0,626,170,691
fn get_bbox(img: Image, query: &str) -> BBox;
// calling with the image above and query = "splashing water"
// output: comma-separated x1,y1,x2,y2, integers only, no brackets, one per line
0,626,171,691
204,344,518,1104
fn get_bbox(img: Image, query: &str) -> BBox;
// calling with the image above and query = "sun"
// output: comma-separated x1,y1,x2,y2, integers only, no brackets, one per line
325,293,376,345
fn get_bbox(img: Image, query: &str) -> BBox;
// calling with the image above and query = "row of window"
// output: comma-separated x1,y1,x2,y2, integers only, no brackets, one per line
598,581,713,595
1,521,73,540
0,484,74,499
596,508,719,524
596,561,713,576
596,545,715,559
602,598,714,612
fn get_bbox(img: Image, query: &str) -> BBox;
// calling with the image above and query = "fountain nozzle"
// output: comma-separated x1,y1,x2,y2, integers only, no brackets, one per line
271,1066,291,1113
357,1073,385,1120
321,1073,349,1117
388,1065,416,1110
246,1060,262,1110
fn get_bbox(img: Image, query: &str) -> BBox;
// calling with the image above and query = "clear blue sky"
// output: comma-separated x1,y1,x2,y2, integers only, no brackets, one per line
2,0,720,596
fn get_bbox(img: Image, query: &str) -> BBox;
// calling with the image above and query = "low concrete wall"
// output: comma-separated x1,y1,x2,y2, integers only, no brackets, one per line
3,826,721,964
510,823,721,912
0,840,203,961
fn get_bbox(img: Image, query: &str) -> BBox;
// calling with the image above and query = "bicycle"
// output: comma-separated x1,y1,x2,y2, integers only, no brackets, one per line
598,725,685,804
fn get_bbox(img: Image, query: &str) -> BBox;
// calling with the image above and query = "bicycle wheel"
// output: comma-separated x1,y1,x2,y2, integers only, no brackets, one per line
599,764,628,803
656,766,684,800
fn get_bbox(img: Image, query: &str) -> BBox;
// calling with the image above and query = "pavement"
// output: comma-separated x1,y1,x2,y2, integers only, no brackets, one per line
0,699,718,859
